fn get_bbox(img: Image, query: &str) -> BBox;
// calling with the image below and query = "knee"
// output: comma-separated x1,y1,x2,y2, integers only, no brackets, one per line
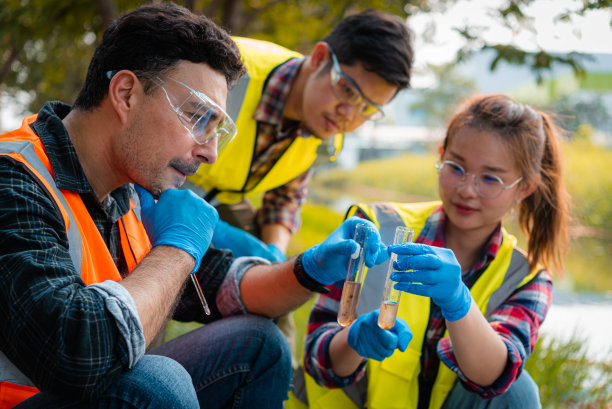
243,316,293,382
117,355,198,409
496,370,541,408
255,316,293,371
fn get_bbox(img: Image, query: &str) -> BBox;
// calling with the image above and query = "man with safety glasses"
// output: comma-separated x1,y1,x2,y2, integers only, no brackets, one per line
0,4,390,408
188,9,414,262
187,10,414,363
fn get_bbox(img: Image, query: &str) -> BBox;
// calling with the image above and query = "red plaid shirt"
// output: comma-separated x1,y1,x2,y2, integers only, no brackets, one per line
304,205,553,401
249,57,314,233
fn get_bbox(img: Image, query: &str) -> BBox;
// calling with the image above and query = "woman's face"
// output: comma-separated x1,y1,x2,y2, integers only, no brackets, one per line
439,125,531,238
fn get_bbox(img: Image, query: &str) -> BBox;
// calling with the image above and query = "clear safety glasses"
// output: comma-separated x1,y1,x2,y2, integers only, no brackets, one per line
435,159,523,199
153,77,237,153
327,46,385,121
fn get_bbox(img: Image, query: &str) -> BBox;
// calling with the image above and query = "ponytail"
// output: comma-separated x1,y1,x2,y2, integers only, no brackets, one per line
517,113,571,274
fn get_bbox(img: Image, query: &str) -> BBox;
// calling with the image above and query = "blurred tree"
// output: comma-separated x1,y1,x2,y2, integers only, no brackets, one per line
543,93,612,135
409,62,477,127
0,0,610,114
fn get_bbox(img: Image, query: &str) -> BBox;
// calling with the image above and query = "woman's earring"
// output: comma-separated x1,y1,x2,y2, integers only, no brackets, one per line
516,198,521,205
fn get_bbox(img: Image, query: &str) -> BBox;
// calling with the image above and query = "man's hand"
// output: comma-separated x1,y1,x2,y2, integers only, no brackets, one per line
347,310,412,361
390,243,472,322
212,220,286,263
135,185,218,273
301,217,388,285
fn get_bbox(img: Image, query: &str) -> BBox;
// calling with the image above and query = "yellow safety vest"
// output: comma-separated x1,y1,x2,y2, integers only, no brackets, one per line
288,201,540,409
188,37,343,204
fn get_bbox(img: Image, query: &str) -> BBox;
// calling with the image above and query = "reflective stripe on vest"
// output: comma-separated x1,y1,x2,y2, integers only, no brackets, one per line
0,116,151,406
187,37,343,204
292,201,539,409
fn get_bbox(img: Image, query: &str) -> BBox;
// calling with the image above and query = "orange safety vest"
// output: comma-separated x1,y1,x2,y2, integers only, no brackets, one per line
0,114,151,408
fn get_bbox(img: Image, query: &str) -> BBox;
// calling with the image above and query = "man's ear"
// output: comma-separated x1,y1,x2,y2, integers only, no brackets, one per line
309,42,331,72
107,70,140,125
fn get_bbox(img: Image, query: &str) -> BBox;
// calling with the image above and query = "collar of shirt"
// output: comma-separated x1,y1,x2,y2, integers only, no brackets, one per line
252,57,310,140
415,204,502,282
31,101,132,222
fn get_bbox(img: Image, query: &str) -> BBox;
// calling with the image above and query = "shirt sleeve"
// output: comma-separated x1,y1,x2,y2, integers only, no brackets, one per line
256,169,313,234
437,271,553,398
0,161,139,400
303,284,367,388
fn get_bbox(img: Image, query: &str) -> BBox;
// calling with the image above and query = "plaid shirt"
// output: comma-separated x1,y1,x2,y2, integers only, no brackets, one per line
249,57,314,234
0,102,233,398
304,205,553,401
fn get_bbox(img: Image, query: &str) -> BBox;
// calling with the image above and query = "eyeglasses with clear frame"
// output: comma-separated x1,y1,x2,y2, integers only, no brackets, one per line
106,71,237,154
152,76,237,153
435,159,523,199
326,46,385,121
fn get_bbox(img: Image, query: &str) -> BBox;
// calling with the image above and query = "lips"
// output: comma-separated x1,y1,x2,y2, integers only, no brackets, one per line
171,162,200,177
453,202,478,215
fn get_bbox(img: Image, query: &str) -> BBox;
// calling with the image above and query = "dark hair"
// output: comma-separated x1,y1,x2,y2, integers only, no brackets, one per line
73,3,245,110
323,9,413,90
444,94,571,274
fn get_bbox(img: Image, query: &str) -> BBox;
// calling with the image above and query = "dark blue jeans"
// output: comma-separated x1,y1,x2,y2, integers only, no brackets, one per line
16,315,292,409
443,370,541,409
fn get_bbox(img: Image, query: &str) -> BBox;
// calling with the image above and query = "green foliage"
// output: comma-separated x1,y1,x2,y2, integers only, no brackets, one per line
563,142,612,230
2,0,610,114
525,336,612,408
309,151,440,208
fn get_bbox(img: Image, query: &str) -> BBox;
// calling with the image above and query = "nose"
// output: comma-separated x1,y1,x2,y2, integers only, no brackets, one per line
336,102,358,122
194,137,218,164
456,173,479,197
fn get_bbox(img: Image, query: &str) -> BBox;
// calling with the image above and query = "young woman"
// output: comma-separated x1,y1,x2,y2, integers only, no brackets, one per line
290,94,571,409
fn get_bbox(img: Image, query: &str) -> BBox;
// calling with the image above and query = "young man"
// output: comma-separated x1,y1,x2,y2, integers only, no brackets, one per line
0,5,387,408
188,9,414,261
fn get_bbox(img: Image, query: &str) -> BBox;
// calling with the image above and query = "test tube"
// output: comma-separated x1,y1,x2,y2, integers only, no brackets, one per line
378,226,414,330
337,223,372,327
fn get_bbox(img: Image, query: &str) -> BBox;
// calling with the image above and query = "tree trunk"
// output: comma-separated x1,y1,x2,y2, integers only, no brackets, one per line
0,47,19,87
96,0,118,29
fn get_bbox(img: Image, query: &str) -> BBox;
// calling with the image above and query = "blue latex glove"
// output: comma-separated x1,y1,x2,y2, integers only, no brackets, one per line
302,217,388,285
390,243,472,322
211,220,286,263
347,310,412,361
135,185,218,273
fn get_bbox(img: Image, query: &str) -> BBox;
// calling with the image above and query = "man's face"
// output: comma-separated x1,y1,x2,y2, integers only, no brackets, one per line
301,46,398,140
116,61,228,197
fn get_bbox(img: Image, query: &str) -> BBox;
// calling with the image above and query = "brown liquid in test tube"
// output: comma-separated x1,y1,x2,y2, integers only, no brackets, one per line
337,223,372,326
378,226,414,330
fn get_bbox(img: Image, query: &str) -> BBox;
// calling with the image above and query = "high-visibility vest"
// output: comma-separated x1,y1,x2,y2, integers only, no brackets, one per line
187,37,343,204
0,115,151,408
288,201,540,409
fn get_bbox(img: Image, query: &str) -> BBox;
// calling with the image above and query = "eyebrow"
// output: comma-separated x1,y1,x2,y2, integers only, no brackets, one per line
447,151,509,174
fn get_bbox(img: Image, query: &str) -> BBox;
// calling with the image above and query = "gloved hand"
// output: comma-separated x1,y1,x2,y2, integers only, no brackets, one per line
302,217,388,285
211,220,286,263
347,310,412,361
390,243,472,322
135,185,218,273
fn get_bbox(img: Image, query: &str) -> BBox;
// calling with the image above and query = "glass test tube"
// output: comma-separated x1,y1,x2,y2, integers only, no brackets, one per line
337,223,371,327
378,226,414,330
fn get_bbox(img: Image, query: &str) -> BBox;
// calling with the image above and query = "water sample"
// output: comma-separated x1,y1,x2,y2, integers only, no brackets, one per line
378,226,414,330
337,223,373,326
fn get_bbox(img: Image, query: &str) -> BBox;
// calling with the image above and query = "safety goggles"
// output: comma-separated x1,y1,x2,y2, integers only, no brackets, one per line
435,159,523,199
106,70,236,153
327,46,384,121
153,76,237,153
